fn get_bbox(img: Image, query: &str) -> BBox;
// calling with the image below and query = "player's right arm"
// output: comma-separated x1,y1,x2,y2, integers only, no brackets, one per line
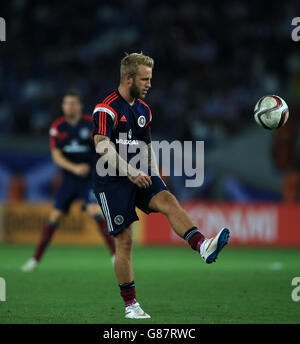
51,148,90,177
94,134,151,188
49,120,90,177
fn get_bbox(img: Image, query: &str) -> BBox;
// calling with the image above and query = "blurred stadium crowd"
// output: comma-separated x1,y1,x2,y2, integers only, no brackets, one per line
1,0,300,202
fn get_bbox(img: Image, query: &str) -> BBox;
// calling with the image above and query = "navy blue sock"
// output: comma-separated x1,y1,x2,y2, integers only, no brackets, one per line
119,281,136,306
93,214,103,222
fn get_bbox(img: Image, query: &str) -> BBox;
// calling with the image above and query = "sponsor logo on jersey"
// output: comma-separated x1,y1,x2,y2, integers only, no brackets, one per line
49,128,58,136
137,115,146,127
116,138,138,145
62,139,90,153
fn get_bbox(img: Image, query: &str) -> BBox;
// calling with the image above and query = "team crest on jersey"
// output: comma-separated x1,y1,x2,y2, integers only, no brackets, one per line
79,127,90,140
49,128,58,136
114,215,124,225
137,115,146,127
128,129,132,139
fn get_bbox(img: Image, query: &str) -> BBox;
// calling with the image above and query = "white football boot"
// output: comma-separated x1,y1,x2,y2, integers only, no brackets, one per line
125,302,151,319
200,228,230,264
21,258,38,272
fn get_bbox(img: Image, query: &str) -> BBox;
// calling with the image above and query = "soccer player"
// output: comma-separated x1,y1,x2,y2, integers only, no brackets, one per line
22,91,115,272
92,53,230,319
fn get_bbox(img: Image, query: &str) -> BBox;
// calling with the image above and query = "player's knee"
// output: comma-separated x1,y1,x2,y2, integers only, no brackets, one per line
49,209,63,224
114,229,133,252
116,239,133,254
86,203,99,217
157,192,180,216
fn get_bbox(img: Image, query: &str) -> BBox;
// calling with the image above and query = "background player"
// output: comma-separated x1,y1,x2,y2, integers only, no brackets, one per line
92,53,230,319
22,91,115,272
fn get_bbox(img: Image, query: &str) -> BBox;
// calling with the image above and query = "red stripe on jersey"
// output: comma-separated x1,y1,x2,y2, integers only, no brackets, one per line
49,132,67,149
101,112,105,135
94,103,119,128
137,99,152,122
50,136,56,150
98,112,102,134
103,92,117,104
49,116,67,150
50,116,66,130
99,112,102,135
106,94,118,105
103,91,116,104
100,111,107,135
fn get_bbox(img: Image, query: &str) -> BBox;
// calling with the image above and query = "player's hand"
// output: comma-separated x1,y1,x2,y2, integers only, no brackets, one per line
73,163,90,177
128,171,152,188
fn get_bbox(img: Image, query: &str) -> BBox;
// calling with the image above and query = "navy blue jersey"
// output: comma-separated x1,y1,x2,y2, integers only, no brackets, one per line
92,90,152,182
49,114,94,179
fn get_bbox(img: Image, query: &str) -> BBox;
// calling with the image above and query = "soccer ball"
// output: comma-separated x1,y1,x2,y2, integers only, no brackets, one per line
254,95,289,130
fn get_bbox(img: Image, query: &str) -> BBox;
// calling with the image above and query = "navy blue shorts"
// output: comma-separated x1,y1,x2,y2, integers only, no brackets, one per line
54,177,97,213
93,176,168,236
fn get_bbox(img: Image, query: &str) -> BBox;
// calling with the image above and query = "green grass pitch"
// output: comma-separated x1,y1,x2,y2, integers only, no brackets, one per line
0,244,299,324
